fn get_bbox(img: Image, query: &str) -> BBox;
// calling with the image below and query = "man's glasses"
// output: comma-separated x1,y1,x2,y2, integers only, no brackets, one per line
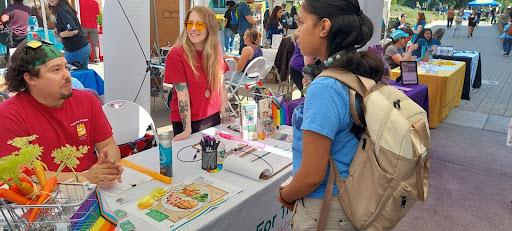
185,21,207,32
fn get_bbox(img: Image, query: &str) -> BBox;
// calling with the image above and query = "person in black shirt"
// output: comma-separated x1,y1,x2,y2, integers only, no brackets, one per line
224,1,236,53
48,0,90,69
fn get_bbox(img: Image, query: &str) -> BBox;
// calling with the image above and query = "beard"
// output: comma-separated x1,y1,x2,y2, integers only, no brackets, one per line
60,91,73,100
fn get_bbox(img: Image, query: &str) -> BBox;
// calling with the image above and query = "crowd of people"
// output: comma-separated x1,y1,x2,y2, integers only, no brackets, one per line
0,0,100,68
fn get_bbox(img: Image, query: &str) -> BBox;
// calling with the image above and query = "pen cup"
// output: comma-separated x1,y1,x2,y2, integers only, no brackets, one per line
201,149,217,170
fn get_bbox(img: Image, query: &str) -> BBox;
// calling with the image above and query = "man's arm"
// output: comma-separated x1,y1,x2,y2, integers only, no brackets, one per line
94,136,120,162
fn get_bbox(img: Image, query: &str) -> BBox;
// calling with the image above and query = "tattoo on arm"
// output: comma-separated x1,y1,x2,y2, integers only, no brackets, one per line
175,83,188,92
178,100,189,127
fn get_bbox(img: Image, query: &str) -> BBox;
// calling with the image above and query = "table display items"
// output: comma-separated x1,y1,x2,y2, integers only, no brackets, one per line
240,100,258,140
159,132,173,177
127,175,242,230
0,135,111,230
200,135,219,171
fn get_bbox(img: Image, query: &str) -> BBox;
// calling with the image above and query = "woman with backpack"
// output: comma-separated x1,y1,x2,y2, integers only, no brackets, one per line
501,17,512,56
48,0,91,69
277,0,384,230
265,6,285,45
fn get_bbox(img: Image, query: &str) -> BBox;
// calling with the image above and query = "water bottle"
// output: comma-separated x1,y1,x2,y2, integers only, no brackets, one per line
217,142,226,170
159,132,173,177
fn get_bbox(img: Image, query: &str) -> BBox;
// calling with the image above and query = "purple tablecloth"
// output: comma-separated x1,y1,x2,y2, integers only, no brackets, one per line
389,80,429,116
285,81,429,126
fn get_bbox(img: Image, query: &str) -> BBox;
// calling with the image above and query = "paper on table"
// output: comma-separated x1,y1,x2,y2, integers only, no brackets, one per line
223,152,292,181
99,167,152,197
223,155,270,181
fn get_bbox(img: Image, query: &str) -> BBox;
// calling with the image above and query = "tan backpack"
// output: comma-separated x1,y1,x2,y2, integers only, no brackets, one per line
317,68,430,231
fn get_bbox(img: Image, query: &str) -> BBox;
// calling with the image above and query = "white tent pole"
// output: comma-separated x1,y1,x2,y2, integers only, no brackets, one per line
39,0,49,41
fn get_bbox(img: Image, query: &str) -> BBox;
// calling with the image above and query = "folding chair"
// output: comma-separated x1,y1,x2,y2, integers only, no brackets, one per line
102,100,160,145
226,57,267,112
224,58,237,82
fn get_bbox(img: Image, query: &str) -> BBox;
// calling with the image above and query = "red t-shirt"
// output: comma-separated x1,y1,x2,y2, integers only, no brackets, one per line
164,46,228,122
79,0,100,29
0,90,113,172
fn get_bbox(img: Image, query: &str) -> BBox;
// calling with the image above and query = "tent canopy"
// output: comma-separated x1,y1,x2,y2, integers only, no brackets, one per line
467,0,501,7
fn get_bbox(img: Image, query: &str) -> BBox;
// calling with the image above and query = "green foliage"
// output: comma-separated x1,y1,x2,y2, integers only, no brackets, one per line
51,145,89,177
0,135,43,186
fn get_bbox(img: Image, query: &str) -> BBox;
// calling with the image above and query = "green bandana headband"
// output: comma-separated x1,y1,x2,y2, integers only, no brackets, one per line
26,40,62,68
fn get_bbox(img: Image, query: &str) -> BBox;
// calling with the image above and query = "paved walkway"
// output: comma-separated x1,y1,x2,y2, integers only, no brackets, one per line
430,20,512,117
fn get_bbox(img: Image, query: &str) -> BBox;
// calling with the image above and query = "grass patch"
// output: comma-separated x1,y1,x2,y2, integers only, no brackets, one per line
390,5,445,26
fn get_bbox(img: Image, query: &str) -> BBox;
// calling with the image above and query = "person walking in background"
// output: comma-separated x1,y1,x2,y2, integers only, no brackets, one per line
501,18,512,56
0,0,30,48
265,6,284,45
48,0,91,69
79,0,100,64
490,7,497,24
280,3,290,34
412,12,426,43
223,1,236,54
468,10,477,37
453,9,463,37
237,0,258,55
447,7,454,28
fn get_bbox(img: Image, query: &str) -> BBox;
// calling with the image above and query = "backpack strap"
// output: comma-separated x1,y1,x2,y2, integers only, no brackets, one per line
318,158,337,231
412,120,430,202
319,68,375,127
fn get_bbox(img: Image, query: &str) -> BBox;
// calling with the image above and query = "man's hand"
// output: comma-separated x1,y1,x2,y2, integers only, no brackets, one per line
84,150,123,188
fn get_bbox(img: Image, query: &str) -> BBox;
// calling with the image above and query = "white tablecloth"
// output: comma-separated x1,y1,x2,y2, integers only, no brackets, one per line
453,51,479,88
101,124,293,230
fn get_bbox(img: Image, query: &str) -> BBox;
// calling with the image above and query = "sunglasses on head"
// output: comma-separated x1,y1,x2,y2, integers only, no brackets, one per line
185,21,207,32
24,40,54,55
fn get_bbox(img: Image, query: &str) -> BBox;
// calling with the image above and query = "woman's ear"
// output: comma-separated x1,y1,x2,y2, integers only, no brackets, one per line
319,18,331,38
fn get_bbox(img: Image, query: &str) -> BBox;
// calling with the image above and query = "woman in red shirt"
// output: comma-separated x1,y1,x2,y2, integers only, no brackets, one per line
164,6,231,140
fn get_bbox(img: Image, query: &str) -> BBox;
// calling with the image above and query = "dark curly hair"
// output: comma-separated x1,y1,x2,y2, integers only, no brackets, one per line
302,0,384,82
5,41,47,92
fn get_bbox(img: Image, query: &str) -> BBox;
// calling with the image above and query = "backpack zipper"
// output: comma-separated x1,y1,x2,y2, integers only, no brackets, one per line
401,195,407,208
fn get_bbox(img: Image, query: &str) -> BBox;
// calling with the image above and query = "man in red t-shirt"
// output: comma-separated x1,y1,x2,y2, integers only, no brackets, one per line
79,0,100,63
0,41,122,188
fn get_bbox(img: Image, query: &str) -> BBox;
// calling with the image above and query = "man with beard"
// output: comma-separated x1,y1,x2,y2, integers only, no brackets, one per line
0,41,123,188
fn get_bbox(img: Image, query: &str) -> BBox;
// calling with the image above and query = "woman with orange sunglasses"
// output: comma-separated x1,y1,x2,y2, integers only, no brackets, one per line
164,6,232,140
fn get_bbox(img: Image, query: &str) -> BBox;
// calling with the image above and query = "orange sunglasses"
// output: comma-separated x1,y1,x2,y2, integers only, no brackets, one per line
185,21,207,32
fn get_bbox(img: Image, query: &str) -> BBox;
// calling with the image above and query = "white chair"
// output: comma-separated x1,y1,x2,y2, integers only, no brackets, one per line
102,100,160,145
224,58,237,82
226,57,267,108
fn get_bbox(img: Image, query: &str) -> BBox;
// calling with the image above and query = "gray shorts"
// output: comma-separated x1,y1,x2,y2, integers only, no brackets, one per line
83,28,99,47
